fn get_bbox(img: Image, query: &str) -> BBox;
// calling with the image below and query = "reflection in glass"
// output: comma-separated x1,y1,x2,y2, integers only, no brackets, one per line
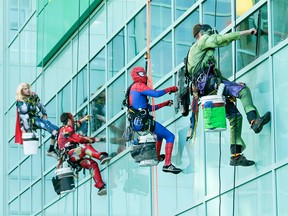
58,83,71,123
175,1,195,20
272,0,288,45
20,157,31,191
236,7,268,71
203,0,231,32
75,106,88,136
9,168,19,200
108,115,126,156
273,47,288,162
107,74,125,119
32,181,41,214
9,139,19,170
9,0,19,39
90,49,105,95
150,0,171,41
20,189,31,215
91,91,106,133
174,10,198,67
108,29,125,79
73,66,88,112
90,5,106,58
276,166,288,216
9,198,19,216
150,32,172,84
127,8,146,63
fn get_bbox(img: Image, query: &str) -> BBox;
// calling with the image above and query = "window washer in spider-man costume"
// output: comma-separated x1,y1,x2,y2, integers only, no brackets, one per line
128,66,182,174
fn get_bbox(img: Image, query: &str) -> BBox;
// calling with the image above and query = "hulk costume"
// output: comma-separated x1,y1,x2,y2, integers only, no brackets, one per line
187,26,270,165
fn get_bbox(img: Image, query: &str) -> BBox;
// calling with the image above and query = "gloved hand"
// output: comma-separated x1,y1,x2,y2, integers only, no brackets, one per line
157,100,174,109
165,86,178,94
165,100,173,106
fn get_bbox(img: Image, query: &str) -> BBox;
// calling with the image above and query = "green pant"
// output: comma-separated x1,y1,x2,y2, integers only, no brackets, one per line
228,87,258,152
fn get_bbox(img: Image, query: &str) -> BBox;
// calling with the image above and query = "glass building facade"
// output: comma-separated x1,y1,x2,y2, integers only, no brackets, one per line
1,0,288,215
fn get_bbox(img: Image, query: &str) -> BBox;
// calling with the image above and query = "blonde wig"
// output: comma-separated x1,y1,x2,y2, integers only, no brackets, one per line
16,82,31,101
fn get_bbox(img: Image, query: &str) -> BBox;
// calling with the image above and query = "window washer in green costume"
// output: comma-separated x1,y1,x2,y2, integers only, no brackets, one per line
187,24,271,166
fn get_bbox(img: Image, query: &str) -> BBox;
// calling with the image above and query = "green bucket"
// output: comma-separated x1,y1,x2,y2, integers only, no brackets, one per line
201,95,227,132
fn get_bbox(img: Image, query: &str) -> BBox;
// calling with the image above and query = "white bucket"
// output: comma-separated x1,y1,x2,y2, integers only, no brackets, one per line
22,133,39,155
201,95,227,132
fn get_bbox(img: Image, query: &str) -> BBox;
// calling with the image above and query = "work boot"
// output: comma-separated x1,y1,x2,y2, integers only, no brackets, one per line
97,184,107,196
251,111,271,134
99,154,112,165
162,164,182,174
229,154,255,167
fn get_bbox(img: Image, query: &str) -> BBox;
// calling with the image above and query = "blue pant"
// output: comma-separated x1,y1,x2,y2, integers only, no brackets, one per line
33,117,59,138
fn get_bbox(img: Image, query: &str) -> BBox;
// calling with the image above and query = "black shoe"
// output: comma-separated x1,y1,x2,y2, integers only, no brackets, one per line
46,149,58,159
97,184,107,196
251,112,271,134
158,154,165,162
162,164,182,174
100,154,111,165
229,154,255,167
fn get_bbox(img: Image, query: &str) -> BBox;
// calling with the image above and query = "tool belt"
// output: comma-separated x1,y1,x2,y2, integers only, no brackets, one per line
127,108,155,132
192,61,221,96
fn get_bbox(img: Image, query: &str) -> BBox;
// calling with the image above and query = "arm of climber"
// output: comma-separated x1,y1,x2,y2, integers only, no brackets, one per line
204,32,241,49
140,85,178,98
68,131,96,144
148,100,173,111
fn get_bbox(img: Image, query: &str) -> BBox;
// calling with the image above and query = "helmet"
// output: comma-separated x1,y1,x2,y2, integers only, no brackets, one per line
131,67,147,83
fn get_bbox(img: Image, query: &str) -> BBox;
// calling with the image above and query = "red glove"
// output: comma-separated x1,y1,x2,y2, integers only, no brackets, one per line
165,86,178,94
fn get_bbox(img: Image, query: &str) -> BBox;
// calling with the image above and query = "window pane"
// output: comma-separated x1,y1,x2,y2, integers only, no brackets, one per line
107,0,126,37
276,165,288,216
90,5,106,58
32,181,41,214
272,0,288,45
108,29,125,79
10,0,19,39
90,48,105,95
150,32,172,84
9,198,19,216
20,14,37,85
20,157,31,191
236,6,268,71
127,8,146,63
109,154,151,215
31,151,41,181
91,91,106,133
20,189,31,215
174,10,198,67
203,0,231,32
175,1,194,20
73,25,89,73
150,0,171,41
9,139,19,170
108,115,126,156
107,74,125,119
9,168,19,199
58,82,71,123
44,170,58,205
73,66,88,112
75,106,88,136
219,44,233,78
57,43,72,88
273,46,288,162
20,0,33,27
